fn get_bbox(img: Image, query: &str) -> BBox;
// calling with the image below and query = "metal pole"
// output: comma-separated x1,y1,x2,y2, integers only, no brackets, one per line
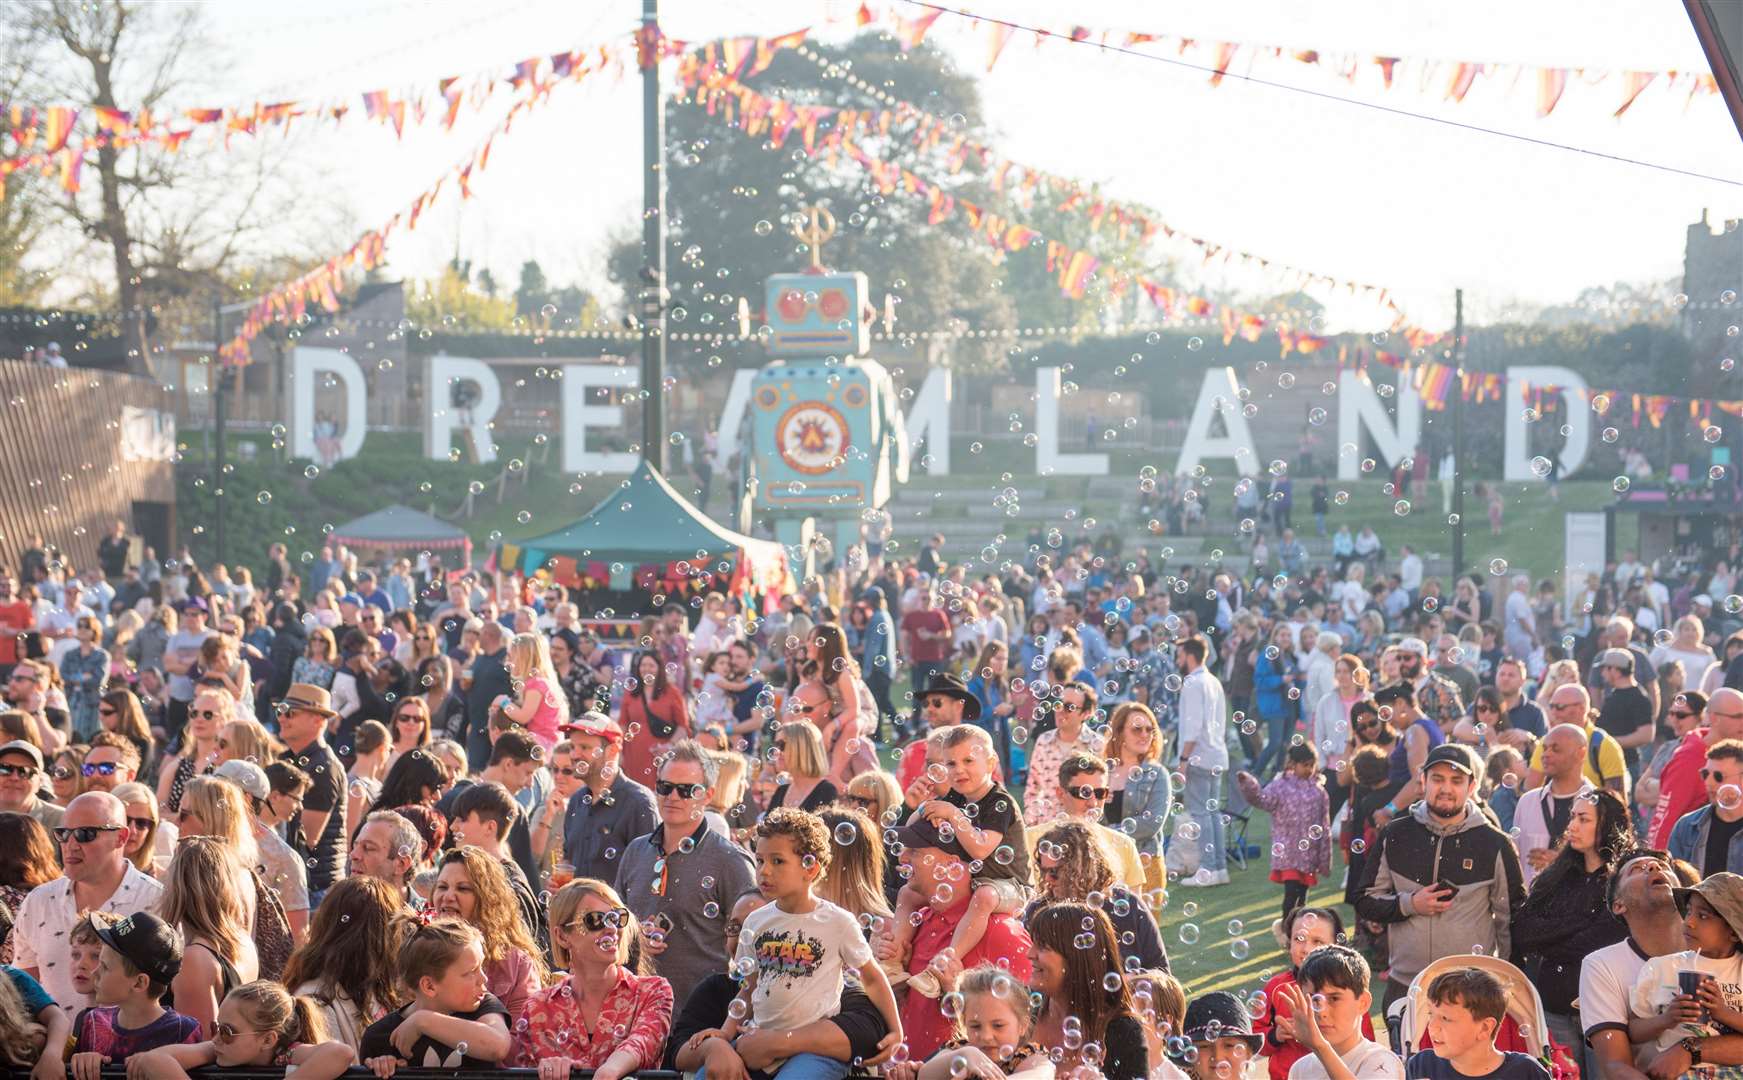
1450,288,1465,578
213,292,228,567
639,0,668,471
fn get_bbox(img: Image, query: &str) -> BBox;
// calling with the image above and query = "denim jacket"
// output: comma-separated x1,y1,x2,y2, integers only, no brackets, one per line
1118,762,1174,856
1667,804,1743,877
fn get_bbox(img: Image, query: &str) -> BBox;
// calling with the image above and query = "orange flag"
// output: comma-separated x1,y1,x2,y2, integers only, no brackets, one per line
1615,71,1655,116
893,10,942,51
987,24,1015,70
1209,42,1238,86
1535,68,1568,116
1444,62,1479,102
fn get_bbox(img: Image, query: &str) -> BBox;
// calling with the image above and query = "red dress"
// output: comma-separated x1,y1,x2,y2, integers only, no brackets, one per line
619,687,690,787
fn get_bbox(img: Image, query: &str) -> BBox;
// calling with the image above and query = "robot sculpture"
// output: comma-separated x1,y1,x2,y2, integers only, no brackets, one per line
742,206,909,580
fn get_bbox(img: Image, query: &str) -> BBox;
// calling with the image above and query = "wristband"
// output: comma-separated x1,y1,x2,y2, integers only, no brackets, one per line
1384,802,1398,816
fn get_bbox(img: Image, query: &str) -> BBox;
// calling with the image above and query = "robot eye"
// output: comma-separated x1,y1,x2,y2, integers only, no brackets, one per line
818,289,849,320
777,290,808,322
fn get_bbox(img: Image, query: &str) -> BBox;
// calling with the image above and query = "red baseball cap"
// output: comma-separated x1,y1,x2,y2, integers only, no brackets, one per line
560,711,623,741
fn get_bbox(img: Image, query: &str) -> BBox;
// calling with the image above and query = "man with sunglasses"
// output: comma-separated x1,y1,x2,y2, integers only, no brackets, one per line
1050,753,1146,893
1649,687,1743,848
1523,684,1628,797
13,791,162,1007
79,733,140,794
615,740,754,1009
897,672,985,793
0,740,62,831
1668,739,1743,877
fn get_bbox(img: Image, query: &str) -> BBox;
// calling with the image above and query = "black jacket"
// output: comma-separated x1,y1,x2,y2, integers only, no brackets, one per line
465,648,513,740
1352,799,1526,985
1512,861,1625,1013
266,619,307,700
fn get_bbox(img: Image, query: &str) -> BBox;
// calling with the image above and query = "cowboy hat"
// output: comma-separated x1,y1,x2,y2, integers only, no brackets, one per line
917,671,981,722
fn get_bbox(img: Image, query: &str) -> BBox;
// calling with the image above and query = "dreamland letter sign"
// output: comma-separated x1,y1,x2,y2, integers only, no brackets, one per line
286,348,1585,484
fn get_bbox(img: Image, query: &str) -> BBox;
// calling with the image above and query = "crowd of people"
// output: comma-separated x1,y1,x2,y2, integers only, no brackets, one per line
0,516,1736,1080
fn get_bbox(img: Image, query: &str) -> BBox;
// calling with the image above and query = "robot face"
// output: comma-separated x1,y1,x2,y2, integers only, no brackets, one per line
764,272,869,356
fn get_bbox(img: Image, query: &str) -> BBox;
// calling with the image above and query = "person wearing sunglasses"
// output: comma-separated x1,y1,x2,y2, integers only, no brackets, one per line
1053,753,1146,893
1667,735,1743,877
1649,689,1743,850
79,733,140,794
529,739,584,877
509,879,674,1080
1020,679,1102,829
615,740,755,1010
0,739,63,833
12,791,163,1007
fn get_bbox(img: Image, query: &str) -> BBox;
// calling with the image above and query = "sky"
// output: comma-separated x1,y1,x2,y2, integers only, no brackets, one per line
172,0,1743,334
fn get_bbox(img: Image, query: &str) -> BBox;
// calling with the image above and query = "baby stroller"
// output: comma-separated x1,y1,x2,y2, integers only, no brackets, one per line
1386,954,1578,1079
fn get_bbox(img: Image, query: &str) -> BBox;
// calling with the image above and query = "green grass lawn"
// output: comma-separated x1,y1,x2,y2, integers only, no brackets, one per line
1150,810,1351,999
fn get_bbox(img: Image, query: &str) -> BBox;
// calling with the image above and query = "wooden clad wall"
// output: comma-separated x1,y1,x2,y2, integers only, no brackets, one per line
0,360,176,574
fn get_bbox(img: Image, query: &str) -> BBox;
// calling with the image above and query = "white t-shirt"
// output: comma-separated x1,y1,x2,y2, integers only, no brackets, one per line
1580,937,1651,1065
1288,1038,1404,1079
737,898,873,1032
1630,948,1743,1053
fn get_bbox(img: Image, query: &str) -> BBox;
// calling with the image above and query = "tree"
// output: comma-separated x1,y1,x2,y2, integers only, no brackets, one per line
607,33,1167,371
406,264,517,330
476,267,499,299
5,2,351,373
550,284,603,331
514,259,551,319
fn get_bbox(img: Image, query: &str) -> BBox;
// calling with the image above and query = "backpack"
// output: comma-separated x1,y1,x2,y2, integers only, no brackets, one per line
1587,728,1630,798
251,868,294,982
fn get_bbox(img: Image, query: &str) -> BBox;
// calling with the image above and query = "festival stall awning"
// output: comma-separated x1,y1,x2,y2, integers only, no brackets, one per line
508,461,792,603
330,504,474,557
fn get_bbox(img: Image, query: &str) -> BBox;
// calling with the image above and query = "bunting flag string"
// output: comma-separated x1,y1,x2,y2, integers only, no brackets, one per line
679,70,1450,365
678,60,1407,320
214,60,597,368
846,4,1722,120
0,34,659,195
1340,345,1743,425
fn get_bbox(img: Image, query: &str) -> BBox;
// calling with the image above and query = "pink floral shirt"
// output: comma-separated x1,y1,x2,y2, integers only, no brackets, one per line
1022,726,1106,826
508,968,673,1069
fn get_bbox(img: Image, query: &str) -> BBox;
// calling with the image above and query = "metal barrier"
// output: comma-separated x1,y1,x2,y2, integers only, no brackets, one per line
1,1070,687,1080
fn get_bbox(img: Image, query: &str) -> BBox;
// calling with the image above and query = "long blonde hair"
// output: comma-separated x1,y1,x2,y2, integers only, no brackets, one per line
112,781,159,873
159,835,250,967
708,751,750,815
0,969,45,1065
777,721,828,780
181,776,260,872
219,718,280,767
508,632,569,724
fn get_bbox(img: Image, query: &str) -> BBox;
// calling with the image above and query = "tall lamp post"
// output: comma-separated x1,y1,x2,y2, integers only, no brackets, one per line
639,0,668,471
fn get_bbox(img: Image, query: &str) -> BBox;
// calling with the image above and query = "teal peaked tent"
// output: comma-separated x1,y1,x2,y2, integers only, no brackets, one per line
511,461,791,595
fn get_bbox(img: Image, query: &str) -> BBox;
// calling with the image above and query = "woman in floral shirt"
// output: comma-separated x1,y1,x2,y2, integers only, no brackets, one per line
510,880,673,1080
